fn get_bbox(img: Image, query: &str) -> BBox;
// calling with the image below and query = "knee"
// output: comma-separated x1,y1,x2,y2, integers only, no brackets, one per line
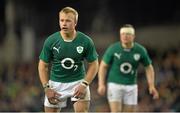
73,101,89,112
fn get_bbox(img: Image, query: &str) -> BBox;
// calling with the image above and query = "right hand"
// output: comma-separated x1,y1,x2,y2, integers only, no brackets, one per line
45,88,61,104
73,83,87,99
149,86,159,99
97,84,106,96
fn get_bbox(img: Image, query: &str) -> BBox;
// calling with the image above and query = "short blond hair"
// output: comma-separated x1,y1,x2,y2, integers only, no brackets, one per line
59,7,78,23
120,24,135,35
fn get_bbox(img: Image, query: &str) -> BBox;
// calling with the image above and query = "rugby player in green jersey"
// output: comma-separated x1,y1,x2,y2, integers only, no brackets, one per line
97,24,159,112
38,7,99,112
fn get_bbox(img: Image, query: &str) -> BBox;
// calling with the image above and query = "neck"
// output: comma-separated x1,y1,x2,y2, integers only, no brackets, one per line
122,42,134,49
60,30,77,41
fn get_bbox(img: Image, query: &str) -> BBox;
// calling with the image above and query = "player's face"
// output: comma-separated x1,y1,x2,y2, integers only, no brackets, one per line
120,32,135,44
59,12,77,34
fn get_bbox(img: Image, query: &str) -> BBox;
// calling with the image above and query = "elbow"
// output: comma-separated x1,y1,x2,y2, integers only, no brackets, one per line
89,59,99,74
38,60,49,71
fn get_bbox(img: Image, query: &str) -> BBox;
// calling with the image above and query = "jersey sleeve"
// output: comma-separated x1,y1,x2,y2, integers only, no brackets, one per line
39,38,53,63
85,38,98,62
140,47,152,67
102,45,113,65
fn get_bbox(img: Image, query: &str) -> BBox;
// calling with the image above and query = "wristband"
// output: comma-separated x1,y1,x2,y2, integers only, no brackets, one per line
80,82,87,87
43,83,50,90
81,80,89,87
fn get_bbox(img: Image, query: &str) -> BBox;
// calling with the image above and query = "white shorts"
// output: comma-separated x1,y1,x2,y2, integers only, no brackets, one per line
107,82,137,105
44,80,90,108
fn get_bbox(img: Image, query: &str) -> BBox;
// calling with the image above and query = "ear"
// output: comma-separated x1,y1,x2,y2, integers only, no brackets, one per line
75,23,77,26
74,22,77,27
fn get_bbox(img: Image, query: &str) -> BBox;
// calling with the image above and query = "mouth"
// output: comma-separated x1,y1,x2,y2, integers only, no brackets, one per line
62,27,68,30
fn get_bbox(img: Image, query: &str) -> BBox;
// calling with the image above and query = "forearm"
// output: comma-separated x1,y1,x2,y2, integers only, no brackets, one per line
84,59,99,84
38,60,49,86
98,61,108,86
145,64,155,88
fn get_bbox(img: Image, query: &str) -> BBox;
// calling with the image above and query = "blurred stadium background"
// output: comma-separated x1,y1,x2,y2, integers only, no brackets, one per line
0,0,179,112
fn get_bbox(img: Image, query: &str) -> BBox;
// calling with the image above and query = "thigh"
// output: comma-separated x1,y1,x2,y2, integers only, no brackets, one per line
107,83,124,112
44,106,61,112
44,80,68,109
44,95,67,109
71,85,90,101
72,83,90,112
123,85,138,105
107,83,123,102
109,101,122,112
73,101,90,112
123,104,137,112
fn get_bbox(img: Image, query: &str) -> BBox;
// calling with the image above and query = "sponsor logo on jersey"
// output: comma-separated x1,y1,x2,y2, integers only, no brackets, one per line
76,46,84,54
61,58,75,69
114,53,121,59
134,53,140,61
120,62,132,74
53,46,60,53
61,58,78,71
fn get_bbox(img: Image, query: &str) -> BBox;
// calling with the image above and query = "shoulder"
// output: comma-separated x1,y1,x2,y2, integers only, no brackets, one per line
77,31,93,42
104,42,120,54
76,32,96,48
46,31,59,41
134,42,148,52
108,42,120,49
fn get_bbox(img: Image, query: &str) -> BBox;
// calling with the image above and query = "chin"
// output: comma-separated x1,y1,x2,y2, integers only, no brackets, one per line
61,30,69,34
122,41,129,44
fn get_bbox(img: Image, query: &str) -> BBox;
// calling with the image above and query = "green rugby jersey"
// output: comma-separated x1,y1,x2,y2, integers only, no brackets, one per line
39,31,98,83
103,42,152,85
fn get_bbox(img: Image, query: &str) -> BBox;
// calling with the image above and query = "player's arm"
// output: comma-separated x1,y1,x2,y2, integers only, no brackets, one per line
38,59,49,86
38,59,61,104
145,64,159,99
73,59,99,98
97,60,109,96
84,59,99,84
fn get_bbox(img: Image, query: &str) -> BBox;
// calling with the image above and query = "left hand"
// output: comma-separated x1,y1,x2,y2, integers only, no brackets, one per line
149,86,159,99
45,88,61,104
73,83,87,99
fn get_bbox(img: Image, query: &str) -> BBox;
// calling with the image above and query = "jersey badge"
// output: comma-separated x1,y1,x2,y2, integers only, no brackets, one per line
134,53,140,61
76,46,84,54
